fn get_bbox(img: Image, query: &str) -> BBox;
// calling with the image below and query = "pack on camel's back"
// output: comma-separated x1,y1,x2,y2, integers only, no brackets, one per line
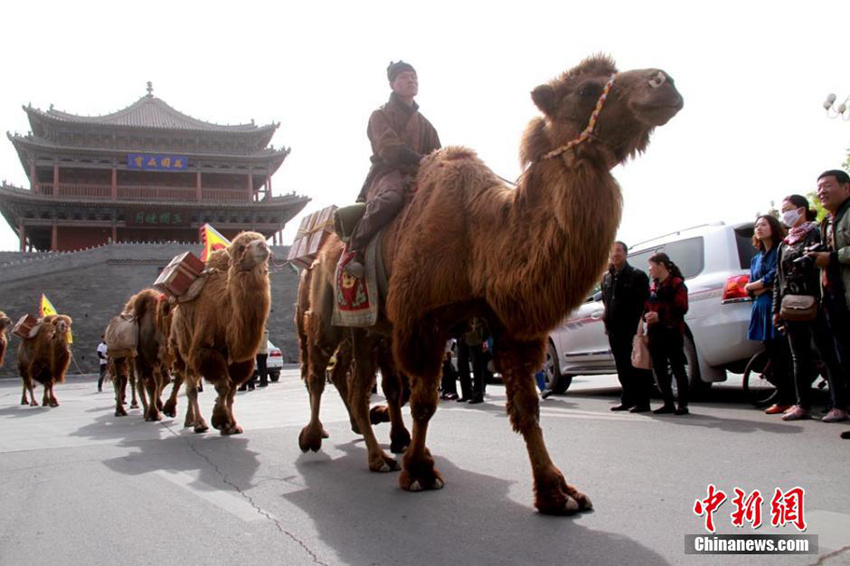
300,54,683,515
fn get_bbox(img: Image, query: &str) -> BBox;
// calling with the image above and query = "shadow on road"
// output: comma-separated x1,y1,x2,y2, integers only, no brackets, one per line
285,440,671,566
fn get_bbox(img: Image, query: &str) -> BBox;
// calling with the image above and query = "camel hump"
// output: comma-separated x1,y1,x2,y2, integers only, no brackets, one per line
131,288,161,321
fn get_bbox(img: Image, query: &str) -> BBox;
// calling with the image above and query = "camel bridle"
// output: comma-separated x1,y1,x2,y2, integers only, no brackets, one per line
539,73,618,162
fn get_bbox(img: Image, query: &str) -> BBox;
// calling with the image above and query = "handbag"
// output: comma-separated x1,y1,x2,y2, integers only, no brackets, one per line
631,321,652,370
779,294,818,322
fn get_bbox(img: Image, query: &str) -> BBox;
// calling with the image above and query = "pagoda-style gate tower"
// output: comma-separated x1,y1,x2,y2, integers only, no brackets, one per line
1,84,309,251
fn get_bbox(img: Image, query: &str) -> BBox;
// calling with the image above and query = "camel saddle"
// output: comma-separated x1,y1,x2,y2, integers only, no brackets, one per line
105,312,138,358
332,227,388,328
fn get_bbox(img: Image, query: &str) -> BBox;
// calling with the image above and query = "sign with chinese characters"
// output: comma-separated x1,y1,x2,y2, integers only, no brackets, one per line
693,484,807,533
127,154,189,171
127,210,189,227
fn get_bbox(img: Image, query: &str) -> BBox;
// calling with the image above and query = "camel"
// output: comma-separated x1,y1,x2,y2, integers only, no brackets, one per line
0,311,11,367
325,55,682,514
171,231,271,435
18,315,73,407
110,289,175,420
295,250,410,471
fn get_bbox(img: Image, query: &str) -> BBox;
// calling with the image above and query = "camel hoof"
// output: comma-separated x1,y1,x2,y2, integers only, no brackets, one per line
130,403,139,409
400,470,444,491
194,424,209,434
163,400,177,418
115,408,128,417
298,426,323,453
20,399,27,406
221,424,244,436
30,401,39,407
369,454,401,473
50,401,60,408
534,472,593,515
321,428,330,439
370,405,390,425
390,430,411,454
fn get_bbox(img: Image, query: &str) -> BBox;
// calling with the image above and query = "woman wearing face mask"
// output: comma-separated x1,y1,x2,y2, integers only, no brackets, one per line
644,253,690,415
744,215,795,414
774,195,848,422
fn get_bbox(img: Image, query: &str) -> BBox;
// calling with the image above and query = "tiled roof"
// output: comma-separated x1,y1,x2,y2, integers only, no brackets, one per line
26,95,276,134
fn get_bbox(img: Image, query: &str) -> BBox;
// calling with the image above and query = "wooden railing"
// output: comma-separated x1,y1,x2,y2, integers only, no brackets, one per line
33,183,251,203
36,183,111,199
202,188,249,202
118,186,196,201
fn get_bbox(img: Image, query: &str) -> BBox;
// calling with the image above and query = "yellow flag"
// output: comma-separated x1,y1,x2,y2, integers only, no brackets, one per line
200,223,231,262
40,294,72,343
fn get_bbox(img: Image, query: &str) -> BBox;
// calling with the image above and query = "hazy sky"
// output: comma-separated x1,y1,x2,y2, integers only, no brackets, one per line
1,1,848,252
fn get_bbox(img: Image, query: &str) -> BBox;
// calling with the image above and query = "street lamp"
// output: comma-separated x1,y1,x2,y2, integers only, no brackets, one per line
824,93,850,120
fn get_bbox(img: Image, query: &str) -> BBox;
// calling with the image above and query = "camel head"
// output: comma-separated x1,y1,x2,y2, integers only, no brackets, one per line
228,231,270,272
526,54,683,167
51,315,73,340
0,311,10,331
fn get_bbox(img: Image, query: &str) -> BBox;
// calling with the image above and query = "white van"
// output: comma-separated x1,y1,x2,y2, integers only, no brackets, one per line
545,221,763,393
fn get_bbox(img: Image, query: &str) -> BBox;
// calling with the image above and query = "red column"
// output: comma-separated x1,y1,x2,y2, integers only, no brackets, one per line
247,173,254,202
196,171,202,201
111,168,117,200
112,224,117,243
19,223,25,252
30,162,36,192
53,164,59,195
51,222,58,251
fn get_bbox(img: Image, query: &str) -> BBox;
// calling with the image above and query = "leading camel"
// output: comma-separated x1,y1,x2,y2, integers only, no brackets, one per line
347,55,682,514
171,231,271,435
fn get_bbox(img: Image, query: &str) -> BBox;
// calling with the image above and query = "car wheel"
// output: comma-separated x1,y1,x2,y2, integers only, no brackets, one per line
270,371,280,383
545,341,573,394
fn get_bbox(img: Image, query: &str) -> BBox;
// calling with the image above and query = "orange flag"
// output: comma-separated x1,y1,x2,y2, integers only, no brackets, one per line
199,224,231,262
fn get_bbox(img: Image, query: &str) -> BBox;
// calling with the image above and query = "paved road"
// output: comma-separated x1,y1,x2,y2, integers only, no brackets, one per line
1,370,848,566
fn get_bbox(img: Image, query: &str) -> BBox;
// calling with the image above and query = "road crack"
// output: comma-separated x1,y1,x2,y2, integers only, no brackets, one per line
160,421,328,566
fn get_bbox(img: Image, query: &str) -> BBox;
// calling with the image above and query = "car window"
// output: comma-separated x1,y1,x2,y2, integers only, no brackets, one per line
630,236,705,279
734,225,757,270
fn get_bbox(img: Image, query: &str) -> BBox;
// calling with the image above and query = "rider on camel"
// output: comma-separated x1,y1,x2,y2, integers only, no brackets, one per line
344,60,441,278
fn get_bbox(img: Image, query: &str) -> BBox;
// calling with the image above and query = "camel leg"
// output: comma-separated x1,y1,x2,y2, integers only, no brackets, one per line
162,371,183,418
114,372,128,417
377,343,410,454
329,340,359,434
21,375,36,406
222,360,253,435
496,336,592,515
349,332,399,473
299,340,334,453
143,376,161,422
129,371,139,409
185,376,207,433
155,369,167,411
396,320,445,491
48,382,59,407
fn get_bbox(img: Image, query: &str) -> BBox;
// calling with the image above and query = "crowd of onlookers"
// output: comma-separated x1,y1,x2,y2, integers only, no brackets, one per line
438,169,850,440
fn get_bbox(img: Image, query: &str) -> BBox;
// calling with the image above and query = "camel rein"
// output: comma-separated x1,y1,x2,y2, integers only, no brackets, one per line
539,74,618,162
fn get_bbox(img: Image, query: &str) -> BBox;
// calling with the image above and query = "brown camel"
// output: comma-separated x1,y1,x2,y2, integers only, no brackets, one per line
18,315,73,407
110,289,175,420
171,231,271,435
359,55,681,514
0,311,11,367
295,246,410,471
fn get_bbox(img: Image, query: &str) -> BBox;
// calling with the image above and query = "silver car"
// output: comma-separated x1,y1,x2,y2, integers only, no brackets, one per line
545,221,763,393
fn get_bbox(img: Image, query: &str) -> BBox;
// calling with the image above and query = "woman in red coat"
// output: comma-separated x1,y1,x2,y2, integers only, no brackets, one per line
644,253,690,415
